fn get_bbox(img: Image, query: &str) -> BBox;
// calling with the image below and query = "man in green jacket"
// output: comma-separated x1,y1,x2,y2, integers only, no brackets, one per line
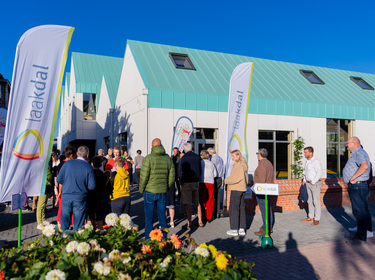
139,138,175,239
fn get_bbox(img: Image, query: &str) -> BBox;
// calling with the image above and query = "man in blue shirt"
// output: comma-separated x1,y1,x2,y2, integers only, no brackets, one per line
57,146,96,230
343,137,372,245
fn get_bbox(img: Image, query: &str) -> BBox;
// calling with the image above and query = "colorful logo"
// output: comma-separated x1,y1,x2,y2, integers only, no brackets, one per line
256,185,263,191
177,123,192,139
13,129,44,160
228,134,244,153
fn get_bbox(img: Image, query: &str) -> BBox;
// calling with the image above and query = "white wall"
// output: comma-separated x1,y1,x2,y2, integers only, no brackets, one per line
115,45,148,157
355,120,375,172
96,77,112,151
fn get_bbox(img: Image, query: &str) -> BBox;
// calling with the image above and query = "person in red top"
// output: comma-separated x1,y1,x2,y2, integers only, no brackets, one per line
105,146,129,172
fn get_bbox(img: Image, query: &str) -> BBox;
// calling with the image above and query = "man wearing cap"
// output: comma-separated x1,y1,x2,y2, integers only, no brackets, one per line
253,148,274,236
343,136,372,245
301,146,322,225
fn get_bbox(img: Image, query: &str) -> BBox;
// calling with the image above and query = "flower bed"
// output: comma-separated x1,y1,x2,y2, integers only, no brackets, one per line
0,214,256,279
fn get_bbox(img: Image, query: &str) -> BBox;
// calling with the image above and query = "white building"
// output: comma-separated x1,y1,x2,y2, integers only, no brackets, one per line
59,40,375,179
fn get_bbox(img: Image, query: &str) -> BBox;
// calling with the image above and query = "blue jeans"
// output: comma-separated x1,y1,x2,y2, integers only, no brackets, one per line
348,182,371,241
143,191,167,239
111,196,131,215
256,195,274,232
61,199,87,231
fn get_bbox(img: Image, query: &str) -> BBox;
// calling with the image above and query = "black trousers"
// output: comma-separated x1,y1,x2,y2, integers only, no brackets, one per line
213,177,223,218
229,190,246,230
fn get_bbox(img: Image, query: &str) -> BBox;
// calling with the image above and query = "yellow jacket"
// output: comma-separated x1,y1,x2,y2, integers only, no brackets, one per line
111,168,130,200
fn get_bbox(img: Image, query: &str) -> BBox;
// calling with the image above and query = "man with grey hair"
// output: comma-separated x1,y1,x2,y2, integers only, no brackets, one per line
253,148,274,236
57,146,96,230
343,136,373,245
97,148,107,172
207,147,224,220
179,142,203,229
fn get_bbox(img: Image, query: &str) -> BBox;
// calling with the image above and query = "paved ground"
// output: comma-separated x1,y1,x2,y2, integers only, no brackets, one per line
1,189,375,279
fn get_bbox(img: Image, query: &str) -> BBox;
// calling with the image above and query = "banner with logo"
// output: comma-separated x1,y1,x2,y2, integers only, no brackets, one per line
224,62,254,178
171,116,194,153
0,25,74,203
0,107,7,146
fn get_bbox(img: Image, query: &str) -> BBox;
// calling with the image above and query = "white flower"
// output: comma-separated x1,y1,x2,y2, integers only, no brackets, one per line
118,272,132,280
49,240,54,246
109,249,120,260
77,229,85,235
42,224,56,237
159,255,172,268
194,247,210,257
66,241,79,253
84,223,94,231
122,256,131,265
105,213,118,227
62,233,69,239
90,239,99,247
119,214,133,230
45,269,66,280
77,242,90,255
93,261,111,276
29,243,35,249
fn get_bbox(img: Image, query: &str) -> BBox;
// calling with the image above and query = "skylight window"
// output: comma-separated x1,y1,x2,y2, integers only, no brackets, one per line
350,76,374,90
299,70,325,85
169,52,196,70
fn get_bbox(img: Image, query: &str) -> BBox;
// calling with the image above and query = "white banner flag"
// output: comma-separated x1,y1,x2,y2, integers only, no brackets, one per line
171,116,194,153
0,25,74,202
224,62,253,178
0,107,7,146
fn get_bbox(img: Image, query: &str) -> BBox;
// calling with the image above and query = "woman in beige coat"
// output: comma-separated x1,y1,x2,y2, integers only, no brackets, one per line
225,150,248,236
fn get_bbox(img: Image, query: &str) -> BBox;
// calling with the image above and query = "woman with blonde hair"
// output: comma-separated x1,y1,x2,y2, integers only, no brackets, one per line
224,150,248,236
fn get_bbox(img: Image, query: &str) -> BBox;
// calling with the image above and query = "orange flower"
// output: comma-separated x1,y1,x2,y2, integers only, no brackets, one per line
149,229,163,241
173,240,182,249
170,234,182,249
170,234,180,243
141,245,152,255
159,241,166,248
0,270,4,280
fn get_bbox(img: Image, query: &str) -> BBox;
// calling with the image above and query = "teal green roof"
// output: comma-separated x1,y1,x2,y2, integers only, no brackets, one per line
72,52,123,108
128,40,375,120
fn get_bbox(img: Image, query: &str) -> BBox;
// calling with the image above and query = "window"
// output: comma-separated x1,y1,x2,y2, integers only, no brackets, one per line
300,70,325,85
83,93,96,120
326,119,351,178
350,76,374,90
169,52,196,70
188,128,217,155
259,131,292,179
118,132,127,152
104,136,110,152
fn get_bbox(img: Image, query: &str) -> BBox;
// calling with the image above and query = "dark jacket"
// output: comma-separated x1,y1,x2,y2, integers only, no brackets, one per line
179,151,201,184
139,145,175,194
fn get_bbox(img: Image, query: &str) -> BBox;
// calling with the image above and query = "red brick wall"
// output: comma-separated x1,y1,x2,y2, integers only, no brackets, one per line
226,178,375,214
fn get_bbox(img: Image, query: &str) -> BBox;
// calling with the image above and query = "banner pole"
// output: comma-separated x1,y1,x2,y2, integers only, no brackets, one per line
18,208,21,247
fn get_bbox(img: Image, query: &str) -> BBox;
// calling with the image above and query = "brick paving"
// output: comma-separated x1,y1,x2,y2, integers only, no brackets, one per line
1,189,375,279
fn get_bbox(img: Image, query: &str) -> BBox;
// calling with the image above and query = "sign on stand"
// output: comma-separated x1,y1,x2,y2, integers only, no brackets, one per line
251,183,279,196
12,192,27,211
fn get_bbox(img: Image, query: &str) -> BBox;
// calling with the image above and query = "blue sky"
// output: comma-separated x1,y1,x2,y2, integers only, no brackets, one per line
2,0,375,83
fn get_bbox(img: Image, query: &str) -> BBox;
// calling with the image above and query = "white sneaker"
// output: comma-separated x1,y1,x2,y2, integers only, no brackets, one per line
226,230,238,236
367,230,374,238
348,226,358,231
41,220,50,226
37,224,44,230
238,228,246,236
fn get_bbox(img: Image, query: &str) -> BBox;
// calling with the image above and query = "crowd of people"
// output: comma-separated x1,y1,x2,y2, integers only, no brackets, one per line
28,136,373,245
